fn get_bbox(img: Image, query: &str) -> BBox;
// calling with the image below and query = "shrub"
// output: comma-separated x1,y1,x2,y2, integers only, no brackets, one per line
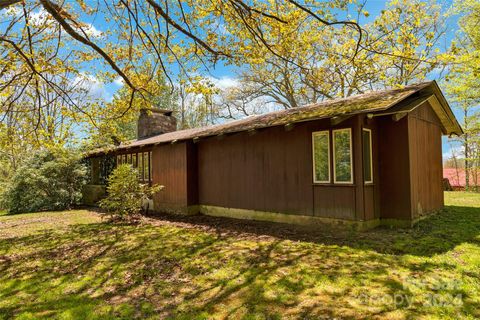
99,164,163,222
2,150,88,214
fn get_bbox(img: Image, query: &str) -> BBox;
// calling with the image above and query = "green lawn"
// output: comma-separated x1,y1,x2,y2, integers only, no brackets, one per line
0,192,479,319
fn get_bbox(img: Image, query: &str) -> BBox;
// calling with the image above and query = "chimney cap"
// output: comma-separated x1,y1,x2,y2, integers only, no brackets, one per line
140,108,174,116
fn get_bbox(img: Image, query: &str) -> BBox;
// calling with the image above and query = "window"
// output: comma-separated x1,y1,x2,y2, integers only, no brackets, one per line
363,128,373,183
114,151,152,183
143,152,149,182
333,128,353,183
312,131,330,183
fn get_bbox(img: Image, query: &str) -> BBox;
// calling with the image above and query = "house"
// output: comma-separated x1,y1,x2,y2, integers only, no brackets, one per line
443,168,480,190
84,81,462,229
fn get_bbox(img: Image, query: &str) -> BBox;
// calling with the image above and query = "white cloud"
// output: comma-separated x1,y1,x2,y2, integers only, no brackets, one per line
79,23,103,38
72,73,109,101
212,21,228,35
29,9,52,26
207,76,239,90
113,77,124,87
5,8,102,38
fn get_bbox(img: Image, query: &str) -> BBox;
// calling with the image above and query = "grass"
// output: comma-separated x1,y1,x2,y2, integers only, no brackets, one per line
0,192,479,319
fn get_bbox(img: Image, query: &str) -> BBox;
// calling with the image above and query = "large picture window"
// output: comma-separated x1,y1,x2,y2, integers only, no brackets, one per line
333,128,353,183
312,131,330,183
363,128,373,183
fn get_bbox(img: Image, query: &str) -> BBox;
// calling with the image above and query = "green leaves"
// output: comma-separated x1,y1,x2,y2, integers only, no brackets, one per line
1,149,88,214
99,164,163,222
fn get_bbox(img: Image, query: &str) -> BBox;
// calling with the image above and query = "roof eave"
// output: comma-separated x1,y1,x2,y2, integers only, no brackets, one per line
429,80,464,136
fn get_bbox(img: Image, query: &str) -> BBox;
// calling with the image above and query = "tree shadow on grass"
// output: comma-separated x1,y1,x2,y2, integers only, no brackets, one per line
0,222,227,319
146,204,480,257
0,204,479,319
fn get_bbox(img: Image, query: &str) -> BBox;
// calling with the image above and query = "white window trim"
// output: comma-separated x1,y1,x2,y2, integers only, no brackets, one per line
333,128,353,184
312,131,330,183
363,128,374,184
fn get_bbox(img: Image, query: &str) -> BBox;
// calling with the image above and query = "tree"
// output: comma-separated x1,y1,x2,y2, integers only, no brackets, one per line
1,149,88,214
444,0,480,191
176,77,222,128
85,63,179,148
369,0,447,87
222,0,448,113
0,70,95,185
1,0,365,129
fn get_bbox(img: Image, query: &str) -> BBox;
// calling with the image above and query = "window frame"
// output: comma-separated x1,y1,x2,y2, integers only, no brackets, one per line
311,130,331,184
332,128,354,184
362,128,373,184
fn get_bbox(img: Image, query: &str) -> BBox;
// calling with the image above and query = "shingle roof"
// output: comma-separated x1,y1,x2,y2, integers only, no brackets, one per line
87,81,461,156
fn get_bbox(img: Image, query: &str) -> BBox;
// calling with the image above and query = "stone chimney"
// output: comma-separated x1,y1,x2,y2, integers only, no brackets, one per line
137,108,177,139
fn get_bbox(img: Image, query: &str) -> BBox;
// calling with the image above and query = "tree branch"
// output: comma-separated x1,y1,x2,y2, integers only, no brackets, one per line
39,0,136,90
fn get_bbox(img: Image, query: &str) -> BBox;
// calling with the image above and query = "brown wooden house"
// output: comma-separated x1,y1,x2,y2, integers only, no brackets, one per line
85,81,462,229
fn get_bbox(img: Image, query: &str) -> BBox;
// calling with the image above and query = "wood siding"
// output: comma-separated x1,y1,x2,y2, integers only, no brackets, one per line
363,116,381,221
151,143,189,212
377,101,444,221
313,186,355,219
197,123,313,216
197,118,364,220
377,115,412,220
408,102,444,218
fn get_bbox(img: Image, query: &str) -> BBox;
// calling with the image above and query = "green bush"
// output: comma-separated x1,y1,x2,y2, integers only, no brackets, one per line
2,150,88,214
99,164,163,222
